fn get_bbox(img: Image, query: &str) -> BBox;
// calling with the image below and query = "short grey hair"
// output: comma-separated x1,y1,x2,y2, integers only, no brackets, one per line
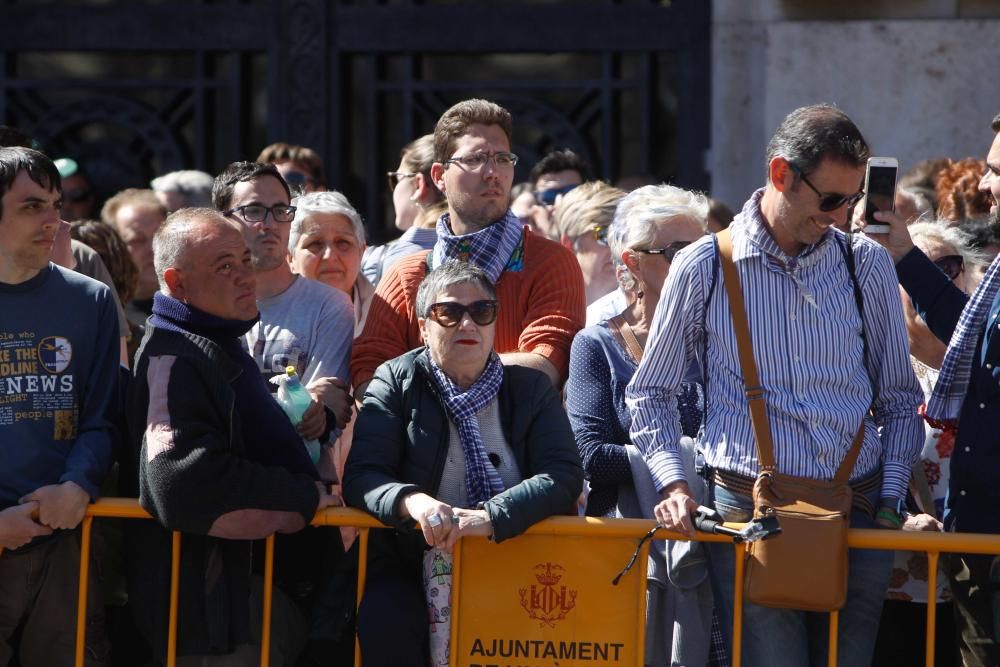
289,190,366,252
150,170,216,208
908,219,988,273
608,184,710,291
152,207,235,290
415,262,497,319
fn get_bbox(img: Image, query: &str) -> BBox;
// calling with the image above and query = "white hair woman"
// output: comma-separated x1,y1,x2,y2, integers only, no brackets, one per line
564,183,713,665
289,190,374,336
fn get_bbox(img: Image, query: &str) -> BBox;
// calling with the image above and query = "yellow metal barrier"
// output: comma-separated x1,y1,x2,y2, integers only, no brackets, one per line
6,498,1000,667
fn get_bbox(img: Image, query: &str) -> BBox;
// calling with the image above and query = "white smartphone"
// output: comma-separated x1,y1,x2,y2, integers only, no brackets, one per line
862,157,898,234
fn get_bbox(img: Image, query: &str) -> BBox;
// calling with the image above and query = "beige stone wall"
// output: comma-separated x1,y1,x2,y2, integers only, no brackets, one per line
711,1,999,209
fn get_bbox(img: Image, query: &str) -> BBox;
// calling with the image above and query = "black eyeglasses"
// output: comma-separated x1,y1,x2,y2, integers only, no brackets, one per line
933,254,964,281
443,152,518,171
635,240,693,262
224,204,296,224
387,171,417,191
790,164,865,212
534,184,578,207
427,300,498,327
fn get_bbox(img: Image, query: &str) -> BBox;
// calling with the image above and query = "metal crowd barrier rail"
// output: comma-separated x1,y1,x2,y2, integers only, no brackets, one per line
6,497,1000,667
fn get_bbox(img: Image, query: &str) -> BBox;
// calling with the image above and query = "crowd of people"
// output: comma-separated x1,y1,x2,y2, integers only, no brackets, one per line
1,96,999,667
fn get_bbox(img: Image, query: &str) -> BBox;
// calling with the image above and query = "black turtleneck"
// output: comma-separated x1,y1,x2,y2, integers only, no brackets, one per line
150,293,317,479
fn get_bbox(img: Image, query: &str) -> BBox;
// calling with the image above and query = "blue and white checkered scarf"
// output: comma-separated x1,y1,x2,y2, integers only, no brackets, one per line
432,210,522,284
926,254,1000,425
425,349,507,506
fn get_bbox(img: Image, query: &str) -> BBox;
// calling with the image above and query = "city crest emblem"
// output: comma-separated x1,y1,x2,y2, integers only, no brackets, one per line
519,562,577,627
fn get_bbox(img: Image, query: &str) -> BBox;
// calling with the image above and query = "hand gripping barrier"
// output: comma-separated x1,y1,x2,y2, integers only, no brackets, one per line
4,498,1000,667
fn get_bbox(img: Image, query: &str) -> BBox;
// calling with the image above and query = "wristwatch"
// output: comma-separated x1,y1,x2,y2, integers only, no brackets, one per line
875,497,906,529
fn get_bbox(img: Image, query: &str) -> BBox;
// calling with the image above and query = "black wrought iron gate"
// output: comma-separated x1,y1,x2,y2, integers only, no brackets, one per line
0,0,710,241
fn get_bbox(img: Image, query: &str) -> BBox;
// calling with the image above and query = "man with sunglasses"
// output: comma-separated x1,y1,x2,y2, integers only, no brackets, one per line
352,99,585,396
526,148,591,240
213,162,353,439
627,104,922,666
869,113,1000,666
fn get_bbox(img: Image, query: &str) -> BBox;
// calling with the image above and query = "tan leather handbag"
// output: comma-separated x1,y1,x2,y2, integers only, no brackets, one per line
716,229,863,612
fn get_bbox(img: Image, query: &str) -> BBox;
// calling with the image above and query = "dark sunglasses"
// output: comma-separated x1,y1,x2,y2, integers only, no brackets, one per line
534,184,578,207
790,164,865,212
427,300,498,327
282,171,313,189
933,254,964,281
635,240,693,262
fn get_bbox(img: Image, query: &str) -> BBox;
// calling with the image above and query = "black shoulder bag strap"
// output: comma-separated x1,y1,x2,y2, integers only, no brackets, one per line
836,232,878,406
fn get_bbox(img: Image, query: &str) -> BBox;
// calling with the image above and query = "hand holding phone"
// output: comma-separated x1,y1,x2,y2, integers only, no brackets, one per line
862,157,898,234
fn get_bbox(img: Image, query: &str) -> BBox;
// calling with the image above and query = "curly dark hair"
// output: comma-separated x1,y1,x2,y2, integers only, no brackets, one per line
936,158,992,222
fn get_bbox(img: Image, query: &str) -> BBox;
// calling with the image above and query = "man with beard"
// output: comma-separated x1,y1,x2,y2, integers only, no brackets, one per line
871,113,1000,666
213,162,354,438
351,98,585,395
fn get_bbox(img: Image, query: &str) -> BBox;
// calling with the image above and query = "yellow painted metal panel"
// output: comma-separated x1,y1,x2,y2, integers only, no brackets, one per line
451,534,649,667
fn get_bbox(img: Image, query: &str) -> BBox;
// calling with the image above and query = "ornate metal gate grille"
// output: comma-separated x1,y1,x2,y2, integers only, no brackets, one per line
1,0,710,241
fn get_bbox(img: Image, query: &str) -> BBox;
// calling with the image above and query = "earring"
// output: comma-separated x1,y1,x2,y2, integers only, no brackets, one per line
637,290,644,301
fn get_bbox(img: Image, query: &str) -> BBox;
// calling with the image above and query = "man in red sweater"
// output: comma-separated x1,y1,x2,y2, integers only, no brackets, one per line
351,99,585,395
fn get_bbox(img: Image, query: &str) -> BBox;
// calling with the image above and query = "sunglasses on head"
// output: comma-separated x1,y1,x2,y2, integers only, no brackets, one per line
789,164,865,213
534,184,578,207
933,254,964,281
635,240,693,262
427,300,498,327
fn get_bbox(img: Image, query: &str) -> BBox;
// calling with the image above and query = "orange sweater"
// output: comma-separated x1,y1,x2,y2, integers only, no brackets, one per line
350,229,585,388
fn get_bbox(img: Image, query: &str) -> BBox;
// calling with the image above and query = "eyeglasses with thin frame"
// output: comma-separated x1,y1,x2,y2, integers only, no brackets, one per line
634,240,693,262
789,164,865,213
427,300,499,327
443,152,519,172
387,171,417,191
933,254,964,281
224,204,297,224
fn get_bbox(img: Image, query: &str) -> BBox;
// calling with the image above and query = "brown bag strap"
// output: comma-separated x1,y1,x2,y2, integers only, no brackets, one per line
715,229,864,480
607,314,644,364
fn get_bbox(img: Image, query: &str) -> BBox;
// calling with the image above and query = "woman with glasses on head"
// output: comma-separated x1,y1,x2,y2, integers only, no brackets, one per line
343,261,583,667
872,219,985,667
361,134,446,286
565,184,722,666
552,181,626,307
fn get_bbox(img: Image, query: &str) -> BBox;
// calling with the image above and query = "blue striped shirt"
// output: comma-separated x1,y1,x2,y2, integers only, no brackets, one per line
625,189,923,501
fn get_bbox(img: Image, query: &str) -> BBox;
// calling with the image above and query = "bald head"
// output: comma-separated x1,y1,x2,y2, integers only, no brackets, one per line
153,208,234,289
152,207,257,321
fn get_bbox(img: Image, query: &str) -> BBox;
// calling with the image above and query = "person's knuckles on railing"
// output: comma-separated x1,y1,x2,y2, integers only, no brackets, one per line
0,502,52,549
19,480,90,530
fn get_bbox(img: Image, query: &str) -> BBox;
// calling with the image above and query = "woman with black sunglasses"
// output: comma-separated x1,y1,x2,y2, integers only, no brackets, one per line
343,261,583,667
